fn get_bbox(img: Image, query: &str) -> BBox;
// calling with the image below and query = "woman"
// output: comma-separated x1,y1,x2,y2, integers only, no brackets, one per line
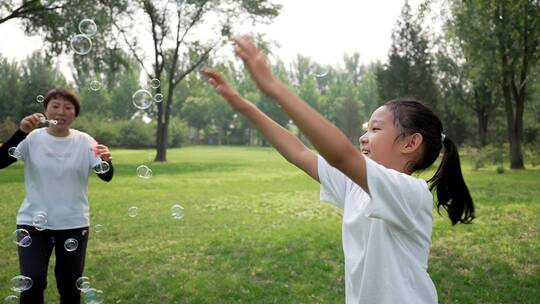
0,88,114,304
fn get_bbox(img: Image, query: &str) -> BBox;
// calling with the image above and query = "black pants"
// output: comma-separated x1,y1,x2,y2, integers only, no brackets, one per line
17,225,89,304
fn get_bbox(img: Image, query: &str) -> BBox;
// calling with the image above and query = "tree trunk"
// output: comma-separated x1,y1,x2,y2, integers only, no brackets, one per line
473,89,491,147
155,115,169,162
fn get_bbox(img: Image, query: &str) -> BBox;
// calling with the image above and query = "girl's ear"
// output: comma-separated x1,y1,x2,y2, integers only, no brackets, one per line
401,132,423,154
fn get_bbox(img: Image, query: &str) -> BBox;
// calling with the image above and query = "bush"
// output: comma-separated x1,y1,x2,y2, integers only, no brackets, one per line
37,115,190,149
524,143,540,167
471,144,506,171
168,118,190,148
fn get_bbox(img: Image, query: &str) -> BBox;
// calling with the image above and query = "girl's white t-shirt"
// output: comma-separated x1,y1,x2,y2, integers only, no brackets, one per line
317,155,438,304
16,128,102,230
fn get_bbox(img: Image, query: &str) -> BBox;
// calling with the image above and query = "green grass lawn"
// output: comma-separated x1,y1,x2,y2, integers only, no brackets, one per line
0,146,538,303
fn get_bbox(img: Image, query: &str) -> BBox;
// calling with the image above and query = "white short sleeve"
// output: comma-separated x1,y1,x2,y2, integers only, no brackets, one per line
317,155,348,209
363,156,430,231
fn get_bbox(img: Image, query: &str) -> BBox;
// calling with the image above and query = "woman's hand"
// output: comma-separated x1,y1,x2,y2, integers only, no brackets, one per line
93,144,112,162
232,36,280,97
19,113,44,133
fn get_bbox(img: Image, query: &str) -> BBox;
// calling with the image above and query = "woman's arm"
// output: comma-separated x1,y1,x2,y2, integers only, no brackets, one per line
231,36,367,191
0,113,42,169
200,68,318,181
93,144,114,182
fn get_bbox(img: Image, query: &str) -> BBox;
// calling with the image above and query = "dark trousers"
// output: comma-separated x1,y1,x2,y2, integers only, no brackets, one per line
17,225,89,304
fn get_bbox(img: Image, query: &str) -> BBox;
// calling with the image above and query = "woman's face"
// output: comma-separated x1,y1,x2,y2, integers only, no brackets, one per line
45,98,77,131
359,106,403,169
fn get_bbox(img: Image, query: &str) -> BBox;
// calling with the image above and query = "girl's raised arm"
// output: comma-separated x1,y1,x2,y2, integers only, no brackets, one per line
232,36,368,192
200,68,319,182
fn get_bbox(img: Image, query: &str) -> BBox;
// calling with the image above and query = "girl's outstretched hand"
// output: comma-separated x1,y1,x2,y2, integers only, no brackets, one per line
232,36,280,97
200,67,248,112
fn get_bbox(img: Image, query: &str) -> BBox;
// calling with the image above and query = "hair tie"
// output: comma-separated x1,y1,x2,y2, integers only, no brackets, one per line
441,133,446,143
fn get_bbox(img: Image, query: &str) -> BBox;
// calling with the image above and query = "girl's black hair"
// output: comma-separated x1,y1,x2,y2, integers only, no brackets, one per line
384,99,475,225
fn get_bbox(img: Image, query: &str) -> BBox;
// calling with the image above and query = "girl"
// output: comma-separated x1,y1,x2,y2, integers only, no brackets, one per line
200,36,475,303
0,88,114,304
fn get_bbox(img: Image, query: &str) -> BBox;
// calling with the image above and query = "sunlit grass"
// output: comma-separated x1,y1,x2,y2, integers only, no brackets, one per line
0,146,538,303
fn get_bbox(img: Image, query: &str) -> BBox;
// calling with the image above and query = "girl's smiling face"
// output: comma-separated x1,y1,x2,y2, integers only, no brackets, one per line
359,105,406,171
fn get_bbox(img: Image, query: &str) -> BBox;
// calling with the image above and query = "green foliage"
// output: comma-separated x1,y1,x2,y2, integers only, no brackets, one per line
377,2,439,111
470,144,507,171
0,116,17,142
72,116,190,149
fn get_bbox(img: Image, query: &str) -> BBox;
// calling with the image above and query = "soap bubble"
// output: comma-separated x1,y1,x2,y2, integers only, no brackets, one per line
70,34,92,55
136,165,152,179
32,211,47,231
10,275,33,293
171,204,185,219
82,288,104,304
93,161,110,174
313,68,329,78
64,238,78,252
89,80,102,91
94,224,103,233
150,78,160,89
78,19,97,37
4,295,18,303
36,95,44,103
128,206,138,218
132,89,153,110
13,229,32,247
76,276,91,292
7,147,22,160
154,93,163,103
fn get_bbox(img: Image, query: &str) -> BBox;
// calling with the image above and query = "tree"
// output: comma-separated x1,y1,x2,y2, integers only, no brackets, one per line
112,0,280,161
0,55,21,121
18,52,67,118
450,0,540,168
377,1,439,112
0,0,128,57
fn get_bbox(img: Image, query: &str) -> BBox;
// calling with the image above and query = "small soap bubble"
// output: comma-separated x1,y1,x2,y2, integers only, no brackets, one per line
10,275,33,293
78,19,98,37
36,95,44,103
94,224,103,233
154,93,163,103
64,238,79,252
7,147,22,160
128,206,138,218
13,229,32,247
150,78,160,89
89,80,102,91
171,204,185,219
4,295,18,304
313,68,329,78
136,165,152,179
82,288,104,304
93,161,110,174
32,211,47,231
70,34,93,55
132,89,153,110
76,276,91,292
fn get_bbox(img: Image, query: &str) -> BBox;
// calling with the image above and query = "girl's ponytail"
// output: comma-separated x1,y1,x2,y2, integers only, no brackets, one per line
428,136,475,225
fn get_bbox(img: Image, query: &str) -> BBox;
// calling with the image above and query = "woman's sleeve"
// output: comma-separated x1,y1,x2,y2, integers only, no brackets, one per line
317,155,349,209
0,130,28,169
362,156,430,231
